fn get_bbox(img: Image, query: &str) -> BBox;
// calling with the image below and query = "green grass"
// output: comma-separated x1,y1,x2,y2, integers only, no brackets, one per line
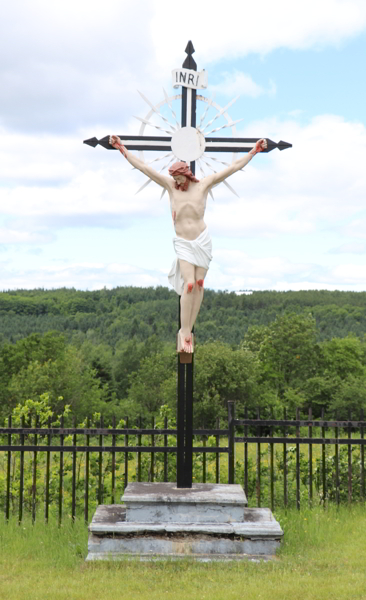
1,505,366,600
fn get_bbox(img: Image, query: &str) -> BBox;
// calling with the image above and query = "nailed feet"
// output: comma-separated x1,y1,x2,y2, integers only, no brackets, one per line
178,329,194,354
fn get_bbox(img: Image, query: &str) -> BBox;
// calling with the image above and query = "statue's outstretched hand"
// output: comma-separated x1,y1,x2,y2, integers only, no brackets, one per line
250,138,267,156
109,135,127,157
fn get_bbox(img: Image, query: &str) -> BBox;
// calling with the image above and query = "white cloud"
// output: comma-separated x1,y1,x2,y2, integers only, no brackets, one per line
1,112,366,258
151,0,366,68
210,72,276,98
342,219,366,239
0,261,167,292
328,242,366,254
208,248,366,292
2,0,366,135
0,228,53,245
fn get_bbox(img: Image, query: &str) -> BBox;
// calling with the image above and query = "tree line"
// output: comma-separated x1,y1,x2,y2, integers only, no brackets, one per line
1,287,366,425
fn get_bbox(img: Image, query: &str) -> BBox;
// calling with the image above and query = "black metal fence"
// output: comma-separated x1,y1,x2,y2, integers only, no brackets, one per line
1,403,365,523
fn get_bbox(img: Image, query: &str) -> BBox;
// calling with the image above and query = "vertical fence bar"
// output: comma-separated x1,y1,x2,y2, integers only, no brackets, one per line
18,416,25,524
335,410,340,507
283,408,287,509
45,416,51,524
348,409,352,504
256,407,261,508
150,417,155,482
137,417,142,483
5,416,12,521
202,426,206,484
111,416,116,504
270,409,274,512
215,417,220,484
164,417,168,482
84,416,90,525
59,415,64,526
296,408,300,511
361,409,365,503
98,415,103,505
228,401,235,484
244,407,248,499
321,408,326,505
71,416,77,522
32,415,38,524
124,416,129,490
308,407,313,507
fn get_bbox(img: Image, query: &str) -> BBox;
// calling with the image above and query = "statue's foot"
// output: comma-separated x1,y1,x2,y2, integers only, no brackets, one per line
177,330,194,353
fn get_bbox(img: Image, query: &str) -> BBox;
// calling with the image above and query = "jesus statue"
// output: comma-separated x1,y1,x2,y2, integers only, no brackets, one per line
109,135,267,353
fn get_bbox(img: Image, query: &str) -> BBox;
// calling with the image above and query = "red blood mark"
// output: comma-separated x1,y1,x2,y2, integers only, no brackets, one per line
172,211,176,223
118,143,127,158
187,283,194,293
197,279,204,289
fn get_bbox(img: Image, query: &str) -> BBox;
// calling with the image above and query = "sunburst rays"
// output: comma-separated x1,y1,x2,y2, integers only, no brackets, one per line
134,90,242,199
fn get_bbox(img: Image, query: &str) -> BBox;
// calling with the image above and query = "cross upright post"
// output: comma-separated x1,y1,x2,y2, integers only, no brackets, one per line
176,42,197,488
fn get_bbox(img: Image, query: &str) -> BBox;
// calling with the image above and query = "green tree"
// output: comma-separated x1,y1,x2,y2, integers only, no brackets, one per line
124,348,176,420
6,345,112,420
258,313,319,399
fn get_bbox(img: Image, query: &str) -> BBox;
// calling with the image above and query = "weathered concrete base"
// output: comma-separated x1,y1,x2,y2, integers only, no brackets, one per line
86,500,283,561
123,482,247,523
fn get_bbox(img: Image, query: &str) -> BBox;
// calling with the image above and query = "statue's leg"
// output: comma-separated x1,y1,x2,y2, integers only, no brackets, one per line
189,266,207,331
178,259,195,353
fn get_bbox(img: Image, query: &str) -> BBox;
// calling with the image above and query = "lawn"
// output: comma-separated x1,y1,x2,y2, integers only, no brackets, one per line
1,504,365,600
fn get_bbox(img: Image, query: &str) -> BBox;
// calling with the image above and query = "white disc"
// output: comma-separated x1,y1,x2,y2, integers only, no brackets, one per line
171,126,206,162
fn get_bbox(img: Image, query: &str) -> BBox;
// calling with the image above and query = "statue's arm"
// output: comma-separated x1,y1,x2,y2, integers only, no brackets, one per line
201,139,267,190
109,136,171,190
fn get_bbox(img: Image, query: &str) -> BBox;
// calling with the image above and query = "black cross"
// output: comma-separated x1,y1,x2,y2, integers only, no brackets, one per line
83,41,291,167
84,41,292,489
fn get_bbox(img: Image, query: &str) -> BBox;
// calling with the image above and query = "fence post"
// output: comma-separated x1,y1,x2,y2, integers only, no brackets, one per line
228,401,235,484
5,415,11,521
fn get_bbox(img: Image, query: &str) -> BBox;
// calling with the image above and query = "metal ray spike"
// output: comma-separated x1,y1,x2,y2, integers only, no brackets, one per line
207,155,245,172
201,96,239,132
200,156,239,198
135,177,153,195
163,88,180,129
145,152,173,165
223,179,240,198
205,118,243,136
198,94,215,129
133,116,173,136
137,90,176,132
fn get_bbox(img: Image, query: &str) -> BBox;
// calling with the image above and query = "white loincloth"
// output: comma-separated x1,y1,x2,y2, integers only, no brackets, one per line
168,227,213,295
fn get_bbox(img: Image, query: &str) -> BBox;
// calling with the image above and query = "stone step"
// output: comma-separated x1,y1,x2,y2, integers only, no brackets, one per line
122,482,248,524
87,504,283,561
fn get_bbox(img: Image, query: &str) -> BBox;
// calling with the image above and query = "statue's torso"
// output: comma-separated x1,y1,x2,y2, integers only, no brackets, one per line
169,182,208,240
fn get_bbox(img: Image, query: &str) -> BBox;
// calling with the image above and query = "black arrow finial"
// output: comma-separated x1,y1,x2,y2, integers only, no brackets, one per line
83,137,99,148
185,40,195,56
183,40,197,71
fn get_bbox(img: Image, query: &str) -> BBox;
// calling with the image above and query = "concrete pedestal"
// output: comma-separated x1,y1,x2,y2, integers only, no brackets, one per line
86,483,283,561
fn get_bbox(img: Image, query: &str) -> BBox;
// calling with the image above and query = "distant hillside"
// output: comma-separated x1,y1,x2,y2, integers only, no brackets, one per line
1,287,366,347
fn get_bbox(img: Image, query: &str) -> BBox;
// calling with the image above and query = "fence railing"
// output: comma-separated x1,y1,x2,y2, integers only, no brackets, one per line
1,403,365,523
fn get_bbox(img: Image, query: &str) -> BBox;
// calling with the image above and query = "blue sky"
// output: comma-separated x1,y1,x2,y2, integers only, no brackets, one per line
1,0,366,292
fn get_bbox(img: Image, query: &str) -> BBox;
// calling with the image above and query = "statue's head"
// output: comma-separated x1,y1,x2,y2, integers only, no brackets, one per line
168,162,199,191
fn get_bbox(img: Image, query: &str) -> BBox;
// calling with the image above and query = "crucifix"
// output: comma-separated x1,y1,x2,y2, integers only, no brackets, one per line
84,41,292,488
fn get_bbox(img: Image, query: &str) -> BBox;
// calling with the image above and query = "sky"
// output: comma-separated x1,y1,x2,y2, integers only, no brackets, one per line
1,0,366,293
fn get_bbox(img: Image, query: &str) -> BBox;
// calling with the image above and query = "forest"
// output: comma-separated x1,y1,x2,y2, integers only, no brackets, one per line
1,286,366,425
